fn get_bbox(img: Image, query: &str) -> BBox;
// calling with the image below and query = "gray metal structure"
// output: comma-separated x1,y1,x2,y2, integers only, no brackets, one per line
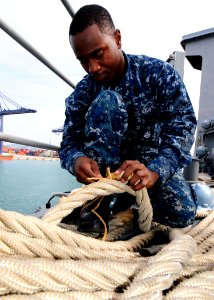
181,27,214,126
166,51,185,79
181,28,214,177
60,0,75,18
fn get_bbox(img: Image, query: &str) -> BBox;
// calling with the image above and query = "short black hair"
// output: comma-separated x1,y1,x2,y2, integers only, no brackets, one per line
69,4,115,36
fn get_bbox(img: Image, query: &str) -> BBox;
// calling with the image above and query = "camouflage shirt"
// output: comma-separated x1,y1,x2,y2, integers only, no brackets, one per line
59,53,197,183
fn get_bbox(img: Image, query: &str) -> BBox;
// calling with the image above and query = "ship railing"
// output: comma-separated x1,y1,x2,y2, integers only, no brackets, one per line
0,132,59,151
0,0,76,89
0,0,76,152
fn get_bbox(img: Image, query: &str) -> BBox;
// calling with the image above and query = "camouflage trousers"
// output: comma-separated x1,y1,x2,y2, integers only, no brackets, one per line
84,90,197,228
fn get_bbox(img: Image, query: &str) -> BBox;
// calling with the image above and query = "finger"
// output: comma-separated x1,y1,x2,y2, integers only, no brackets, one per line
137,176,153,189
91,161,102,178
76,169,96,184
140,176,151,188
115,160,140,175
132,178,145,191
128,169,147,186
132,175,152,190
76,173,88,184
121,162,145,182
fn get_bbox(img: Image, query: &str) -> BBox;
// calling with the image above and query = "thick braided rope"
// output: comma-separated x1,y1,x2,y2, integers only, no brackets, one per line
0,229,197,298
136,188,153,232
42,179,153,233
0,179,153,261
164,271,214,299
183,209,214,237
0,215,213,299
0,291,116,300
0,257,139,295
120,230,197,299
43,179,136,223
163,210,214,299
0,178,213,299
0,214,212,299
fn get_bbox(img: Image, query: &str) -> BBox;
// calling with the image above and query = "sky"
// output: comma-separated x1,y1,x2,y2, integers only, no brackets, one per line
0,0,213,147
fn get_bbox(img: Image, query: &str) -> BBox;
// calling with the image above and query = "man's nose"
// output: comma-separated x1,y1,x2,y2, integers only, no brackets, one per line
88,59,101,74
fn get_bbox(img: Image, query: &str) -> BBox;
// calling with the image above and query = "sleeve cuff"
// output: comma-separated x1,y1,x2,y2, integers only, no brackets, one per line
147,156,176,183
68,152,86,175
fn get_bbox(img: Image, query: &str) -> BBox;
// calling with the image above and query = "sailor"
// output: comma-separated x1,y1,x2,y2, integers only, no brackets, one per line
59,4,197,233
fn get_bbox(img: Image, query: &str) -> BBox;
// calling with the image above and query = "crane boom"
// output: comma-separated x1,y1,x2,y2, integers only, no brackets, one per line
0,91,36,116
0,91,37,153
0,108,36,116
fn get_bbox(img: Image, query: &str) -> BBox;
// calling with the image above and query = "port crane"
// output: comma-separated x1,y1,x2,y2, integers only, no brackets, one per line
0,91,36,153
52,127,63,134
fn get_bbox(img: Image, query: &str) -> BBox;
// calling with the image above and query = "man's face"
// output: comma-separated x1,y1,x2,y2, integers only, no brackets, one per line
70,24,125,85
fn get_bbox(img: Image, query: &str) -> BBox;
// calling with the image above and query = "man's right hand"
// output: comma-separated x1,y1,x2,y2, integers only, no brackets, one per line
74,156,103,184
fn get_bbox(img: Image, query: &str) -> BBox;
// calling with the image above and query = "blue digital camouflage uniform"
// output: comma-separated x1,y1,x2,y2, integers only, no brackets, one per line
59,53,197,228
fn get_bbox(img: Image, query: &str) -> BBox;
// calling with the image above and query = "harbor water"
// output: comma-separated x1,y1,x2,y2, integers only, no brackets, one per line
0,159,82,215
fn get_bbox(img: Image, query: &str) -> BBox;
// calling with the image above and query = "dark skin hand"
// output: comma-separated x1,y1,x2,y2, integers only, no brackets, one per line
74,156,103,184
114,160,159,191
74,157,159,190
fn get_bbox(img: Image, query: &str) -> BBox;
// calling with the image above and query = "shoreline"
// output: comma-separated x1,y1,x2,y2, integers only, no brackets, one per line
13,154,59,161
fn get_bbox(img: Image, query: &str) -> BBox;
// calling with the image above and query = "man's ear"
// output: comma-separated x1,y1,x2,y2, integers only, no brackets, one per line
114,29,122,49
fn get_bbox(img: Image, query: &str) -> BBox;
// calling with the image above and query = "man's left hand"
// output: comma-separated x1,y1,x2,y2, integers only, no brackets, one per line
114,160,159,191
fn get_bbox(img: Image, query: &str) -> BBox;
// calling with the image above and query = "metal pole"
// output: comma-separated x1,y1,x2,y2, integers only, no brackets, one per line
60,0,75,18
0,133,60,151
0,18,76,89
0,116,3,153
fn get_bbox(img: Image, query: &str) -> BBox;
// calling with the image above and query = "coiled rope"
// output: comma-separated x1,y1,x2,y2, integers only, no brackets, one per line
0,176,214,299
